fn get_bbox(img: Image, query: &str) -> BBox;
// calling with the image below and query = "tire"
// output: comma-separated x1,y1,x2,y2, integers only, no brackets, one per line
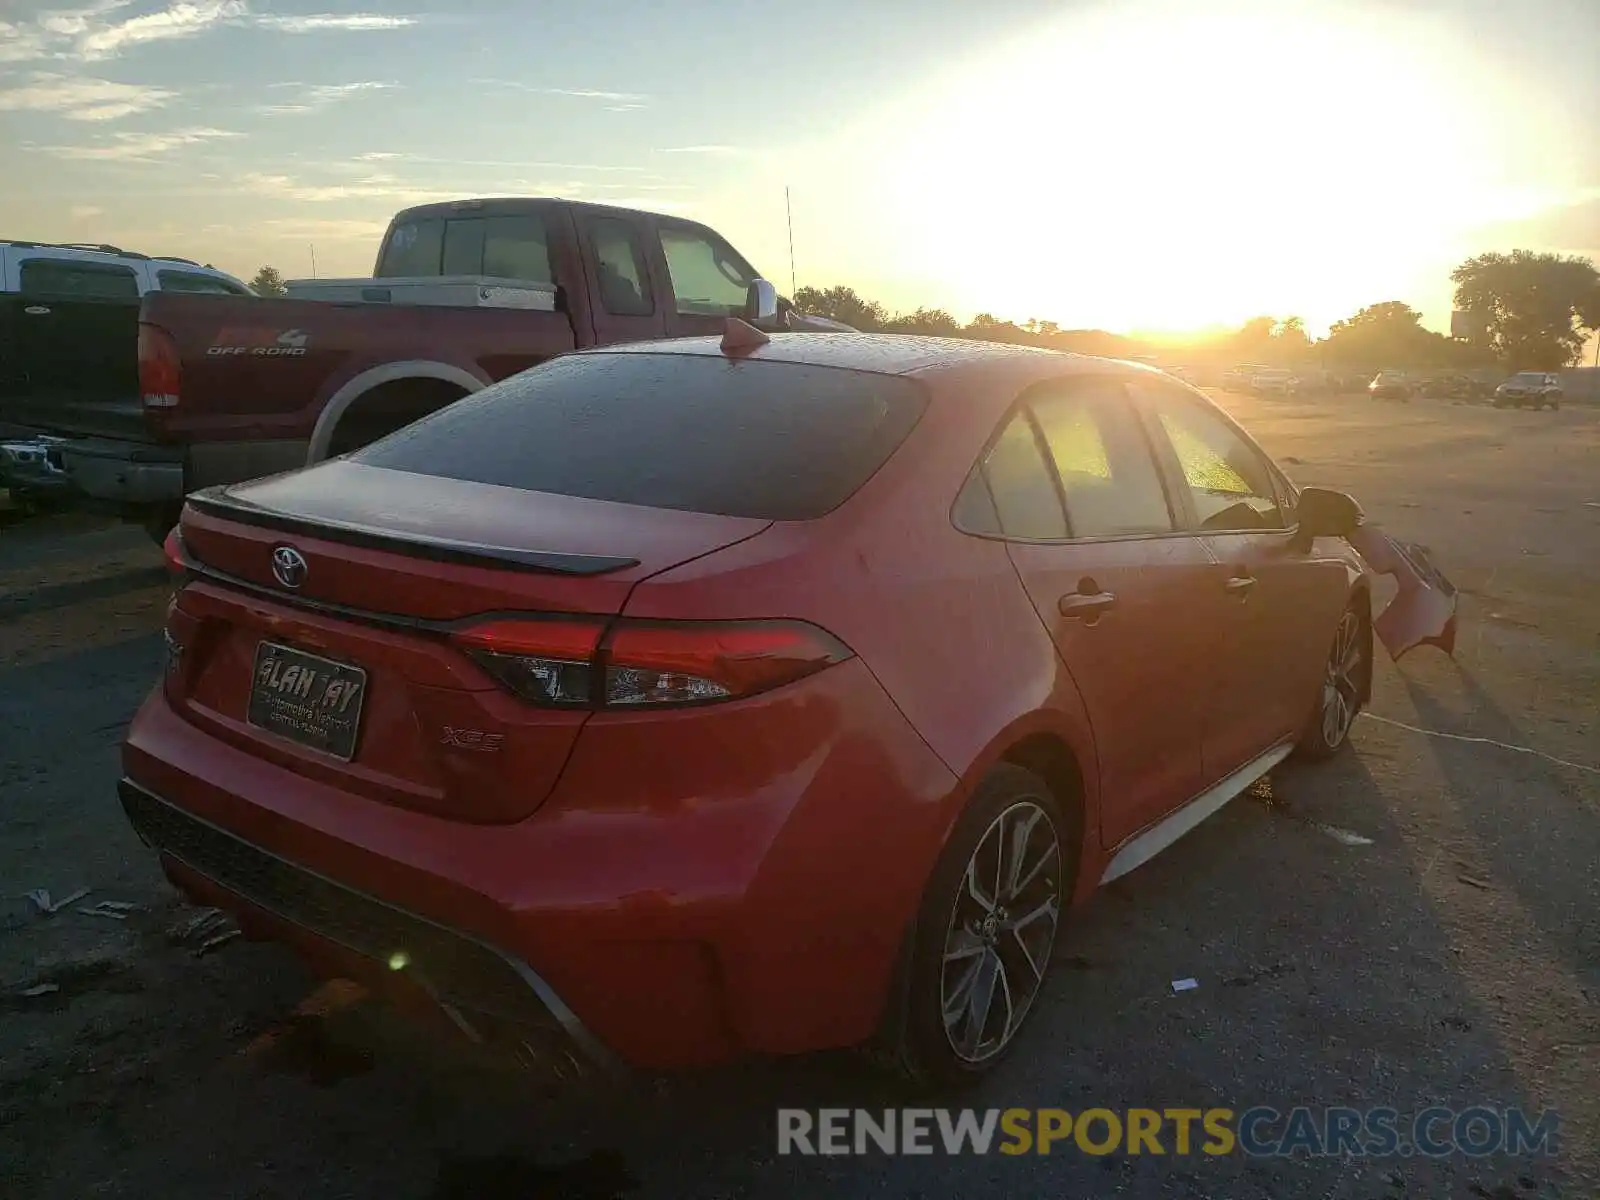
871,764,1072,1088
1295,599,1371,760
142,505,182,546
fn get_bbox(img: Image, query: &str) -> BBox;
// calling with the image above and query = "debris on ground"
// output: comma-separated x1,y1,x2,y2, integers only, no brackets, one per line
1248,774,1281,806
19,983,61,998
1223,963,1296,988
79,899,139,920
166,906,240,954
1317,823,1375,846
1457,872,1494,890
25,887,90,915
195,928,242,957
1171,978,1199,993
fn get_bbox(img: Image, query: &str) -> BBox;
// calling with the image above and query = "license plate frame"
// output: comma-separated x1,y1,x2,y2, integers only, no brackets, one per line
246,640,368,761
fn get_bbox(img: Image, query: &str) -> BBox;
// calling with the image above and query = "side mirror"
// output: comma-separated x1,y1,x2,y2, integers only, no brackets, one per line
743,278,779,324
1293,486,1363,547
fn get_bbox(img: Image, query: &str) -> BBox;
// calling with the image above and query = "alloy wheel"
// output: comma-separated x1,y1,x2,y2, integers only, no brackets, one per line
1321,609,1364,749
939,800,1062,1064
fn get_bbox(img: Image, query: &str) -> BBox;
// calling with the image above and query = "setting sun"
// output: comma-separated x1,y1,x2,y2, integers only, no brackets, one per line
751,0,1590,335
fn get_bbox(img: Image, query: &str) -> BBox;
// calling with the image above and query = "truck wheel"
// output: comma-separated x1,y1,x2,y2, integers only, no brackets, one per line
142,505,181,546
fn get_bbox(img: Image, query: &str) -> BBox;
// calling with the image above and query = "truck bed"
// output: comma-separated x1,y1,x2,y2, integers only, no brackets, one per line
138,290,579,446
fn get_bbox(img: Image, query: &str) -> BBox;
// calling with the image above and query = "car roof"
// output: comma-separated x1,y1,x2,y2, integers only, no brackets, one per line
589,331,1154,387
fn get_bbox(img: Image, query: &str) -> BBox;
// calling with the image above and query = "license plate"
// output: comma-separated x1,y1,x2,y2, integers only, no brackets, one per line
247,641,368,760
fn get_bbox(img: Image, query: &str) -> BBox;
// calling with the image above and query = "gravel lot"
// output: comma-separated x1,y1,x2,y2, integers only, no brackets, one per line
1,392,1596,1199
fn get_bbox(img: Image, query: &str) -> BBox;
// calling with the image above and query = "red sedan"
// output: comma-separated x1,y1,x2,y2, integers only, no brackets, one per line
124,331,1404,1085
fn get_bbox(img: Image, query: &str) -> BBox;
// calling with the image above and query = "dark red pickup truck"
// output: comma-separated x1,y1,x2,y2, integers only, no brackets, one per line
49,198,831,538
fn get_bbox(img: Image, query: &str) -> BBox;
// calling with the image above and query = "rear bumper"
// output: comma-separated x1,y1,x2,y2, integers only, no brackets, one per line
60,437,313,508
119,778,618,1076
60,437,183,505
121,658,958,1069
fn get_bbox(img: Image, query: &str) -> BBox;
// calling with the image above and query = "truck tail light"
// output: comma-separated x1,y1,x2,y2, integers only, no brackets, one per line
138,323,181,416
451,617,853,709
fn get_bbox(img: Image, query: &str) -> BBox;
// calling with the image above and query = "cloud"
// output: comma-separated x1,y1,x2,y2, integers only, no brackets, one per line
41,125,239,160
239,170,458,203
252,13,417,32
256,80,396,115
0,2,421,62
0,72,175,120
326,153,650,173
472,79,649,106
70,204,104,218
77,1,246,60
656,145,738,155
255,216,392,239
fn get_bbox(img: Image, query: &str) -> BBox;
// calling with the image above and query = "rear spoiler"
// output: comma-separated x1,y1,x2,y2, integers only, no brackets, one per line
185,489,640,576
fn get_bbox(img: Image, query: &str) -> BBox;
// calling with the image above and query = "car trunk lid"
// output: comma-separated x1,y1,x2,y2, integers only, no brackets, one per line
167,460,770,821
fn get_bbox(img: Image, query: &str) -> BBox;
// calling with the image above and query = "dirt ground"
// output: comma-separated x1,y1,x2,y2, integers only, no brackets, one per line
0,392,1595,1199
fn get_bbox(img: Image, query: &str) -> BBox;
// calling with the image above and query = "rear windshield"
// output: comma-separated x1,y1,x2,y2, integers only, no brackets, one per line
352,353,927,520
375,213,552,283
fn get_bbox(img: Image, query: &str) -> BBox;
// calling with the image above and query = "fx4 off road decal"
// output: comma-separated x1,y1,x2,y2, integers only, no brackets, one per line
207,328,309,357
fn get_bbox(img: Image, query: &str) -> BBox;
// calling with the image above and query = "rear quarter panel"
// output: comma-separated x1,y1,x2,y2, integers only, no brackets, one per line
618,360,1105,894
145,292,578,445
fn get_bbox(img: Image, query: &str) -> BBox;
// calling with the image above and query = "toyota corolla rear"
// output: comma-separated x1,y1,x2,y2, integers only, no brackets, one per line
120,345,965,1071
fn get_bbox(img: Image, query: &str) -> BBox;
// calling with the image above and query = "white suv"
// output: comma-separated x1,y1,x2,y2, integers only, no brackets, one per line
0,241,251,299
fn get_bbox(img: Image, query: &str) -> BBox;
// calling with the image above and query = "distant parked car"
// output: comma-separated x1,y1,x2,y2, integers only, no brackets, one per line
1222,365,1260,392
1289,370,1333,395
1250,368,1293,396
1493,372,1563,410
1368,371,1414,401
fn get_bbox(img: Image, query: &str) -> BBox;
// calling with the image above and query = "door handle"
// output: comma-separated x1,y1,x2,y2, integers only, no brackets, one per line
1060,590,1118,618
1224,574,1257,597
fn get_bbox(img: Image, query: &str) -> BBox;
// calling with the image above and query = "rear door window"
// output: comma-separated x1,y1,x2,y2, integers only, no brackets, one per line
588,218,653,316
353,353,927,521
1030,383,1175,538
19,259,140,299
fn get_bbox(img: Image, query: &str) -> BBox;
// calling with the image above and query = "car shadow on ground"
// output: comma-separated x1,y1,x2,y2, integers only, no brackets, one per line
1399,663,1599,994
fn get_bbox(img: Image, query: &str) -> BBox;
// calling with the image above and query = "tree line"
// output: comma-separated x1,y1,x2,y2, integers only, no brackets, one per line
242,247,1597,373
795,250,1599,373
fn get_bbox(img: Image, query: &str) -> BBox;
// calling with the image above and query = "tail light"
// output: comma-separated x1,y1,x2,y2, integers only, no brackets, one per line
161,525,189,580
138,323,181,422
451,616,853,709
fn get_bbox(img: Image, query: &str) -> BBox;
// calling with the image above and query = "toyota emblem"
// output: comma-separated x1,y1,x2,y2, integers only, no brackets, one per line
271,545,308,590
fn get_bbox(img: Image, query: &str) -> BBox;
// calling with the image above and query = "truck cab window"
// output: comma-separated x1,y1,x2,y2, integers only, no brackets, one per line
658,224,754,316
377,219,444,277
483,216,552,282
442,219,487,276
383,214,553,283
588,218,653,316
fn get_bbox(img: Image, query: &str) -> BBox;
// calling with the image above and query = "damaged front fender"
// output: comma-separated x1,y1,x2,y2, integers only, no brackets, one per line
1347,525,1458,660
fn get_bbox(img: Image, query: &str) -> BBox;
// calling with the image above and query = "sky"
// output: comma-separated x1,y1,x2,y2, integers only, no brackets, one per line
1,0,1596,339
